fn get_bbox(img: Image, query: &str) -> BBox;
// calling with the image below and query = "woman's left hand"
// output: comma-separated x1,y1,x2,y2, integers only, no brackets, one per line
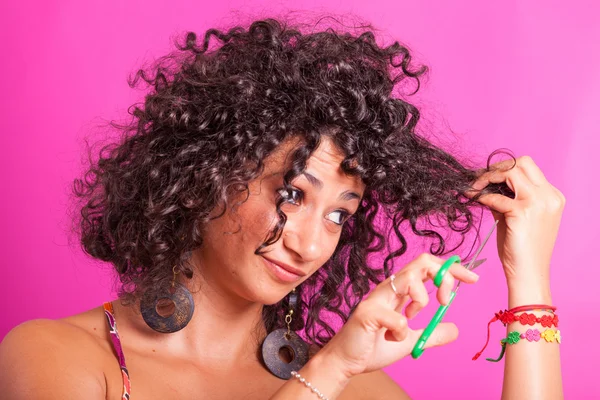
467,156,566,295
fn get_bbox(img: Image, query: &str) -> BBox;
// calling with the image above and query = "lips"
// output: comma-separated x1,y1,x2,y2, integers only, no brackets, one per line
261,256,308,283
262,256,307,277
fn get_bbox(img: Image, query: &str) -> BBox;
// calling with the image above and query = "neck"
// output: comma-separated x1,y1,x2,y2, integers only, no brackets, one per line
115,256,269,369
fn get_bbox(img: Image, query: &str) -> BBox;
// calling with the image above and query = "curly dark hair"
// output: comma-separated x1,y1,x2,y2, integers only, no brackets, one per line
73,16,514,349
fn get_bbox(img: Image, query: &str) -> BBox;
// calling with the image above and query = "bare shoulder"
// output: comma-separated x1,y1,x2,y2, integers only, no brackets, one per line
342,369,411,400
0,318,108,399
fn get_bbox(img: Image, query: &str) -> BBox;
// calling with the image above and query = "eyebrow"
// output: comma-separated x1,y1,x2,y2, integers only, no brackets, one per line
302,171,361,202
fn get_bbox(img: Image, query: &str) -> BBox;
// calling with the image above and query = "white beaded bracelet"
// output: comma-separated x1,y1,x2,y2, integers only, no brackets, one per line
290,371,330,400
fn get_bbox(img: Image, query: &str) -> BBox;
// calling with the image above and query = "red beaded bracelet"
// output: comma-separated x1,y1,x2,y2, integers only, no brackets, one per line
472,304,557,361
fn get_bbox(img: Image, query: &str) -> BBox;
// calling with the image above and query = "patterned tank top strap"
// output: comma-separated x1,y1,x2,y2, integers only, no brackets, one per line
103,301,132,400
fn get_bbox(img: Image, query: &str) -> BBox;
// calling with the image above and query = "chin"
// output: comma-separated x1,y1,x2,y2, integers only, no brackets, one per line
261,294,288,306
244,282,290,306
257,288,290,306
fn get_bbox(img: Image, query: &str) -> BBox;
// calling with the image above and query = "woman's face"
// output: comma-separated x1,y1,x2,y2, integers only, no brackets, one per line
195,136,365,305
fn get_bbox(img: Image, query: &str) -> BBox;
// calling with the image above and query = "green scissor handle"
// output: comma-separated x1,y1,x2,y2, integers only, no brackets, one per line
411,291,456,359
411,255,461,359
433,255,461,287
411,221,497,359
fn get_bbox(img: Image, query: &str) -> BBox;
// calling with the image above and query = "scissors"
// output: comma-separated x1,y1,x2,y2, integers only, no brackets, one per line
411,220,499,359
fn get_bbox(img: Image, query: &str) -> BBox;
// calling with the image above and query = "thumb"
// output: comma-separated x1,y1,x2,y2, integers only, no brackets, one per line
407,322,459,350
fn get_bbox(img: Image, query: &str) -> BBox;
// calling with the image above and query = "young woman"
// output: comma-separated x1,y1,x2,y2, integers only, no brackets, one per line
0,17,564,399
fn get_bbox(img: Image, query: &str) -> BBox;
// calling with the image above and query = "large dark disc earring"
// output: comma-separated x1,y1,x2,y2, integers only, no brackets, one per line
140,265,195,333
261,288,309,380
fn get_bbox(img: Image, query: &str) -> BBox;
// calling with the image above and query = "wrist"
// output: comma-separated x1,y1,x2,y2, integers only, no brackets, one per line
308,347,354,380
506,280,553,309
300,350,352,393
269,351,351,400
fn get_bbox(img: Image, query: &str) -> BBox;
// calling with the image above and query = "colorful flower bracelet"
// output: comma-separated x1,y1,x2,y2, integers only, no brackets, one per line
473,304,558,361
485,329,562,362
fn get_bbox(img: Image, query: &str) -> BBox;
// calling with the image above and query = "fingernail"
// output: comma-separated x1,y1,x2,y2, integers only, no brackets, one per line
467,270,480,280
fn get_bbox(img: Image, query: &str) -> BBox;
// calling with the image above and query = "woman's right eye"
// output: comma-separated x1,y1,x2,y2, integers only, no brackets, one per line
277,187,303,205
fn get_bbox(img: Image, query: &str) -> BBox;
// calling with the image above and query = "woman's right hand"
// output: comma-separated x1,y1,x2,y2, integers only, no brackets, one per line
319,253,480,378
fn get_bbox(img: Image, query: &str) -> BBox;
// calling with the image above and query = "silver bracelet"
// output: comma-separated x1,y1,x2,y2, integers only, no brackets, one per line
290,371,330,400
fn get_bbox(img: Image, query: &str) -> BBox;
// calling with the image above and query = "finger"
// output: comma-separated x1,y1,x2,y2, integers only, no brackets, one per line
477,166,535,200
395,292,411,312
390,271,430,318
423,260,478,289
372,307,409,342
375,253,477,306
406,322,459,349
436,269,456,306
435,263,478,305
369,254,444,305
517,156,547,186
475,192,515,214
470,158,516,188
401,279,430,319
447,262,480,283
391,258,479,316
488,158,518,170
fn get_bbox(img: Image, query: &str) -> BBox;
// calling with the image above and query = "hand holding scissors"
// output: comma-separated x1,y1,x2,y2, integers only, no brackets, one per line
409,220,498,359
318,222,497,377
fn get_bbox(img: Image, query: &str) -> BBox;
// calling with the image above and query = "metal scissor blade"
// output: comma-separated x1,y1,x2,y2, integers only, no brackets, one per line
454,259,486,293
469,258,487,271
454,221,498,294
465,220,498,270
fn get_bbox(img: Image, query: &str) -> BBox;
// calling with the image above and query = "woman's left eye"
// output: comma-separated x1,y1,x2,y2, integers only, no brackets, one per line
327,210,351,226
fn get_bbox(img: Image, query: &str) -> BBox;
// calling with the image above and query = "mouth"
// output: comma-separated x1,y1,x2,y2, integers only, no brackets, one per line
261,256,306,283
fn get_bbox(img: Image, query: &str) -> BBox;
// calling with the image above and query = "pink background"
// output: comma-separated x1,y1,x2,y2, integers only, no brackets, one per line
1,1,598,398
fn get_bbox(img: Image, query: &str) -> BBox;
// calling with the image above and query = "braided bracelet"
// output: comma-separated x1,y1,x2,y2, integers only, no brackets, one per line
472,305,557,360
486,329,562,362
508,304,557,314
290,371,330,400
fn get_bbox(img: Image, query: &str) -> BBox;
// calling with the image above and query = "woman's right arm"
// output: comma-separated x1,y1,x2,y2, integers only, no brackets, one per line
0,319,106,399
269,253,475,400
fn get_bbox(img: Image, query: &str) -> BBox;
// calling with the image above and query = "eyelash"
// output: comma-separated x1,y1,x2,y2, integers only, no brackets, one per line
276,187,352,226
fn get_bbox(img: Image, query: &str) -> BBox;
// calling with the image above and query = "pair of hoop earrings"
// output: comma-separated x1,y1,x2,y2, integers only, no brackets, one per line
139,267,309,379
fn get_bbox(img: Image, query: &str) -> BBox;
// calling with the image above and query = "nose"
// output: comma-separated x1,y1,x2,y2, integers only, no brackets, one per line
282,213,324,263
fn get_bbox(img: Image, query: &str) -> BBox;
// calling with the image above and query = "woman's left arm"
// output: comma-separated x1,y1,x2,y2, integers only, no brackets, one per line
502,276,562,399
469,155,565,400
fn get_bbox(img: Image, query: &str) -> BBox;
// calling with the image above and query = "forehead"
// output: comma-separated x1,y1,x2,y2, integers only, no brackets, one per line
308,137,345,166
265,136,365,191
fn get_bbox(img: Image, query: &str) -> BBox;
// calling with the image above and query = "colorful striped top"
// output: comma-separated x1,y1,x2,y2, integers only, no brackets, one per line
103,302,132,400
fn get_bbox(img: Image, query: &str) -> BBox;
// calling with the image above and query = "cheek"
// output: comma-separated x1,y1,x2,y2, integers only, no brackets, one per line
321,236,341,264
238,200,280,241
204,199,279,250
213,195,279,250
321,222,347,261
